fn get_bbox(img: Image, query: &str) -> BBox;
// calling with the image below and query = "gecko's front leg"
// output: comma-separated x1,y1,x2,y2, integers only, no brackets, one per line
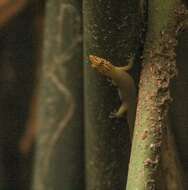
109,103,128,119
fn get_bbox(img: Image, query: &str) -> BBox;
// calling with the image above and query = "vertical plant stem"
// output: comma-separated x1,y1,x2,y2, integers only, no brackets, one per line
32,0,84,190
126,1,187,189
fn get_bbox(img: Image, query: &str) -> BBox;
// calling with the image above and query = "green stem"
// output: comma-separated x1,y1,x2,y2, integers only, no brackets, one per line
126,1,187,189
32,0,84,190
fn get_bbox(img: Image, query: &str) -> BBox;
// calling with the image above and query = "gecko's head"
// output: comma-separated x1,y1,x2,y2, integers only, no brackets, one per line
89,55,114,77
89,55,105,68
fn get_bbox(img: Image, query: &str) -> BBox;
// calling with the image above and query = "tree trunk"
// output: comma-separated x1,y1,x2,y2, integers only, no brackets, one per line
32,0,84,190
83,0,143,189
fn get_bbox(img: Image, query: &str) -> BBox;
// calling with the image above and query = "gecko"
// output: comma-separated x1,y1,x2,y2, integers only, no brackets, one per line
89,55,137,138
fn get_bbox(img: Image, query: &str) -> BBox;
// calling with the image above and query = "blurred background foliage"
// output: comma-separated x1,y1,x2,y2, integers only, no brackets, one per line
0,1,45,189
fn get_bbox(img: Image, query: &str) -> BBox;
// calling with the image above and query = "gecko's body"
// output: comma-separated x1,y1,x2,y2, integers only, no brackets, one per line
89,55,137,137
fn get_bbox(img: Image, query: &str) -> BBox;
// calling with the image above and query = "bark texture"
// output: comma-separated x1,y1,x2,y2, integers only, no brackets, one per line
126,1,188,189
32,0,84,190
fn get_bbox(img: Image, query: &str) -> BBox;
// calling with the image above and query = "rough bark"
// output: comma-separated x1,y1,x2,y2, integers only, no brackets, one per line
126,1,187,189
32,0,84,190
83,0,143,189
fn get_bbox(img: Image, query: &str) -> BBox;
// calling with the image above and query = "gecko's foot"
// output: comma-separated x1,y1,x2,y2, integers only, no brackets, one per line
109,110,127,119
109,111,117,119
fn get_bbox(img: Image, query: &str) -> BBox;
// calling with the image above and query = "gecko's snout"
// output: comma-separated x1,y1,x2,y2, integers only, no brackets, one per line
89,55,94,61
89,55,102,67
89,55,99,68
89,55,97,62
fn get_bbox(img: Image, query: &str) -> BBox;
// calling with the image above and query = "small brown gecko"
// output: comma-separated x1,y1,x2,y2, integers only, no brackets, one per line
89,55,137,138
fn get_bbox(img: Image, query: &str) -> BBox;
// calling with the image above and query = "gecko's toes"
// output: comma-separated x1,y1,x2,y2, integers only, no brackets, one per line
109,111,117,119
109,110,127,119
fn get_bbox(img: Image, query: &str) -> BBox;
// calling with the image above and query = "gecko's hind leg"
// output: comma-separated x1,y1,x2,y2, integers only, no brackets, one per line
109,103,128,119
